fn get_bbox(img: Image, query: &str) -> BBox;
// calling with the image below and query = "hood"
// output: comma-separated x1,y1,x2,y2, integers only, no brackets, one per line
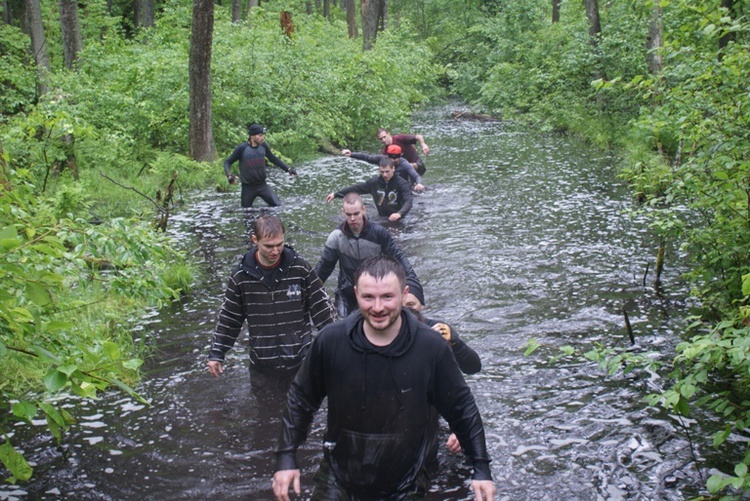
345,309,419,358
340,215,369,238
239,244,296,280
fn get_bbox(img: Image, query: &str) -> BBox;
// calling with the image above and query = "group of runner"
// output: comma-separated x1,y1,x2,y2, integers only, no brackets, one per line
211,124,496,501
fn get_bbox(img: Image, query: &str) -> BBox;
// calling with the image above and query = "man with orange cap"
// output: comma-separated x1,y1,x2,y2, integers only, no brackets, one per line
377,128,430,175
340,144,425,192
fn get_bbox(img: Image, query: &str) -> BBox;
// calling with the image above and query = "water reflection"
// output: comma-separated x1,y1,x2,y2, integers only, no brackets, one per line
3,108,704,500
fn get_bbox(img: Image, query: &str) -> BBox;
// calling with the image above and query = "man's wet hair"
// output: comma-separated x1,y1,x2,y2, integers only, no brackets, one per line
343,192,365,208
253,215,285,241
378,156,392,168
355,255,406,290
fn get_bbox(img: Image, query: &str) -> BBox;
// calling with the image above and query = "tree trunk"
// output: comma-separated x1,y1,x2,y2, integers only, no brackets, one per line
584,0,601,48
231,0,242,23
25,0,50,94
718,0,735,54
246,0,257,19
59,0,82,69
323,0,329,19
136,0,154,28
552,0,560,23
377,0,386,31
360,0,381,50
2,0,12,25
305,1,312,15
189,0,216,162
346,0,357,38
646,0,662,74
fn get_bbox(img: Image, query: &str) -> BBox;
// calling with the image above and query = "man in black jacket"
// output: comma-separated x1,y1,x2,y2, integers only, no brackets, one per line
325,156,413,221
223,123,297,207
273,256,495,501
315,193,420,318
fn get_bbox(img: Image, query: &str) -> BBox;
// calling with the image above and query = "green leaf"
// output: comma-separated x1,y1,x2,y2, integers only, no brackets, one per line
45,321,75,332
707,473,728,494
30,345,63,365
57,364,78,376
103,341,121,360
0,442,33,482
123,358,144,371
26,282,52,307
43,369,68,392
11,402,38,421
675,395,690,417
735,462,747,477
0,226,22,250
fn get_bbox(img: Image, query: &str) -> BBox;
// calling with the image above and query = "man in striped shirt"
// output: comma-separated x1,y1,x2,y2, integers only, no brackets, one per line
207,215,335,377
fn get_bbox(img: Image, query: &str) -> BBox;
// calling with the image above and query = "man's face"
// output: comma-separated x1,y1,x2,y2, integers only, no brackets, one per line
377,131,392,146
252,232,284,267
342,202,365,233
379,164,395,182
249,132,265,146
356,272,405,333
389,155,400,167
402,292,423,313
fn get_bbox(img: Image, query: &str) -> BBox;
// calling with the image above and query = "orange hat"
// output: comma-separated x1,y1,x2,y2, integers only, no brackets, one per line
386,144,402,156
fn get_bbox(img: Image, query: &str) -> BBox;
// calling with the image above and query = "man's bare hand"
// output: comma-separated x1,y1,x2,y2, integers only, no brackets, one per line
207,361,223,378
471,479,495,501
273,469,301,501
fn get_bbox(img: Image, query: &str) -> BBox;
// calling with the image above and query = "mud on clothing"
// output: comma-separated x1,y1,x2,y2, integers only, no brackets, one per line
208,245,335,370
223,141,292,207
275,310,492,498
334,175,413,219
314,217,420,318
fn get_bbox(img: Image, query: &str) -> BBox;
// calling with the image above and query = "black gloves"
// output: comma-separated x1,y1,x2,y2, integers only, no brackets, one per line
227,174,238,184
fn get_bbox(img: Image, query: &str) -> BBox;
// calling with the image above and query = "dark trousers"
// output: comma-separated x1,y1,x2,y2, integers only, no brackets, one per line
311,458,426,501
241,182,281,208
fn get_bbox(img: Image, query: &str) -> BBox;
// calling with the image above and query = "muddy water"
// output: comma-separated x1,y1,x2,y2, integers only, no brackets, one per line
3,108,707,500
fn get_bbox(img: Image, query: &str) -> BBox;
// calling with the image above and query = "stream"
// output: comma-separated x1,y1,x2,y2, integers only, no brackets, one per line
2,106,712,500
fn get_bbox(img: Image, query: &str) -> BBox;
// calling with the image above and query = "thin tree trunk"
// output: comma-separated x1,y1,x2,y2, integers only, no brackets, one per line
305,1,312,15
377,0,387,31
552,0,560,23
584,0,601,48
646,0,662,74
136,0,154,28
189,0,216,161
360,0,381,50
231,0,242,22
59,0,83,69
718,0,735,55
246,0,257,20
2,0,12,25
323,0,329,19
346,0,357,38
25,0,50,94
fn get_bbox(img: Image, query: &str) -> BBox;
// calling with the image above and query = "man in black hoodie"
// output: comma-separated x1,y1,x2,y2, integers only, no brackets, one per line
273,255,495,501
315,193,420,318
325,156,413,222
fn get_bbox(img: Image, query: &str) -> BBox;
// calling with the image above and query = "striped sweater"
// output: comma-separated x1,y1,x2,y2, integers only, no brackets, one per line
208,245,335,370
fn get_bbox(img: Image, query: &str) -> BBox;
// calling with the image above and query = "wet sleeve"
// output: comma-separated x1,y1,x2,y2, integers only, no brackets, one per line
303,263,336,330
263,143,291,172
208,270,245,362
350,152,382,165
399,159,423,185
315,233,340,284
396,180,413,217
275,336,328,471
335,179,373,199
452,335,482,375
432,347,493,481
223,145,244,176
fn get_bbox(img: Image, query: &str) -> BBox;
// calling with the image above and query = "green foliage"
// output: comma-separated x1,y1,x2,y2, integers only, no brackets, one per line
0,24,37,116
0,157,190,482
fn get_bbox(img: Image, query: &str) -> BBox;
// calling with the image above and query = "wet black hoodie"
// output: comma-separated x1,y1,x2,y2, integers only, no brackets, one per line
275,310,492,497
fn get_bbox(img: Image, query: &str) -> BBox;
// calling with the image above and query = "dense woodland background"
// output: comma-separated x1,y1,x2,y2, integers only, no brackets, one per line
1,0,749,496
